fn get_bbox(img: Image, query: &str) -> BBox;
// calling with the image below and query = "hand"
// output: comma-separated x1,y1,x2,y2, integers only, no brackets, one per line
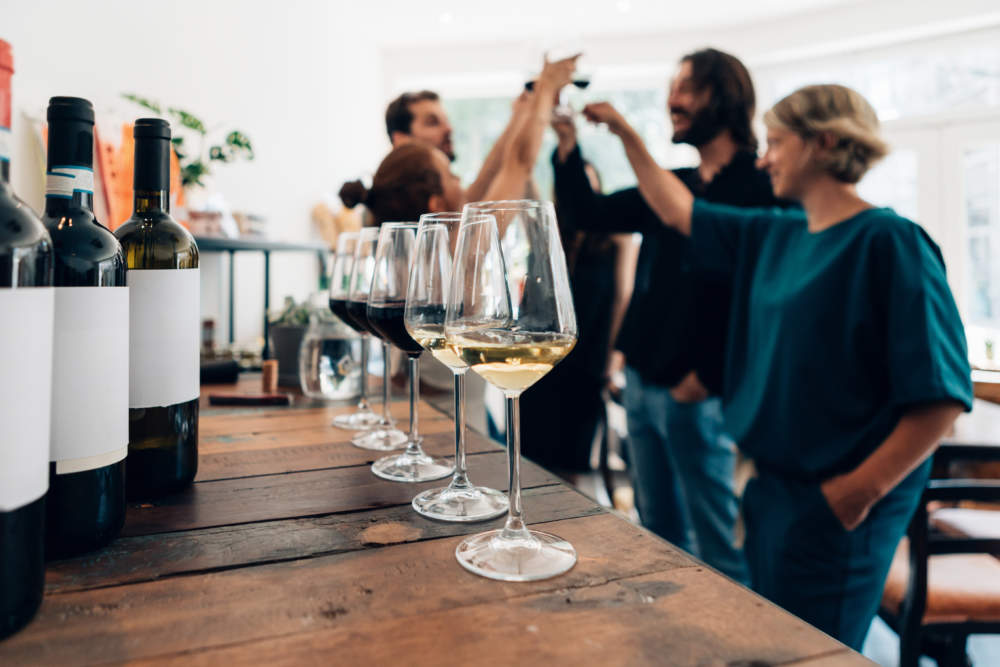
604,350,625,390
536,53,579,94
669,371,709,403
819,473,881,531
582,102,629,135
552,112,577,161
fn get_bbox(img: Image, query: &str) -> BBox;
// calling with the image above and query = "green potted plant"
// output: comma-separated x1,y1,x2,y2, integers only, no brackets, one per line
269,297,311,387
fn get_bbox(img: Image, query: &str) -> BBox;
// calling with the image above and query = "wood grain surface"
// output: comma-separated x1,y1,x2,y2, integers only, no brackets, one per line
0,381,871,666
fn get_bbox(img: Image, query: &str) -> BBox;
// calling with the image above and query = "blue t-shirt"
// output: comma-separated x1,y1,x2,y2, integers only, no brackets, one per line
690,200,973,479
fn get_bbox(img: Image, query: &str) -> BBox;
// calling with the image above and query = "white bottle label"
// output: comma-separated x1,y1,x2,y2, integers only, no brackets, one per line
0,126,10,163
0,288,54,511
127,269,200,409
46,165,95,199
51,287,129,474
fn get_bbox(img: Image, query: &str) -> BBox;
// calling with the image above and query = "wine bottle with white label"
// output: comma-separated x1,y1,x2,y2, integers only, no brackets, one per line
40,97,128,558
115,118,200,499
0,38,54,639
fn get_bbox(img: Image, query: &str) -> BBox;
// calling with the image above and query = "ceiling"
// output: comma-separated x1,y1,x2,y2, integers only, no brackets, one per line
366,0,860,46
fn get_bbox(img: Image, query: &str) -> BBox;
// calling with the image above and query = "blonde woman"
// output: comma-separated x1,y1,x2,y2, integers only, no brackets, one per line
583,85,973,649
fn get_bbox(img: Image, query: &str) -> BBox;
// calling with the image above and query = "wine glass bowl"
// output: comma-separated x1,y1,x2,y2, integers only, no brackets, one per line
445,200,578,581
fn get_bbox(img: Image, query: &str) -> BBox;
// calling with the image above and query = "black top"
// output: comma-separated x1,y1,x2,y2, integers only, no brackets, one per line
552,144,792,394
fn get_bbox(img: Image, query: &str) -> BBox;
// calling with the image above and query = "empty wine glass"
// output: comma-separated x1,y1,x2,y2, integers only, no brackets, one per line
369,223,452,482
328,231,382,430
347,227,406,450
445,200,578,581
405,213,509,522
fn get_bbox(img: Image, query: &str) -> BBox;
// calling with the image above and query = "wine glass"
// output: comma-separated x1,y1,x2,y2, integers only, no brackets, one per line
368,223,453,482
445,200,578,581
328,231,382,430
347,227,406,450
405,213,509,522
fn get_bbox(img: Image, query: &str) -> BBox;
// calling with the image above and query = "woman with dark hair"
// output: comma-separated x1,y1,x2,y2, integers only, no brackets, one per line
584,84,972,650
338,142,463,225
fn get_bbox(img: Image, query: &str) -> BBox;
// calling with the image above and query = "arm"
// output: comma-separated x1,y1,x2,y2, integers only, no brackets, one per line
465,91,531,203
483,55,577,203
605,233,638,380
582,102,695,236
822,402,964,530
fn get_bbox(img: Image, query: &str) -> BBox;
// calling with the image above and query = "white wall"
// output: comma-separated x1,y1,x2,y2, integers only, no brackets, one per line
3,0,386,348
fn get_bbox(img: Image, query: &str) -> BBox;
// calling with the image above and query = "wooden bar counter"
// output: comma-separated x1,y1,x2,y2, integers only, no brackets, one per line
0,380,872,665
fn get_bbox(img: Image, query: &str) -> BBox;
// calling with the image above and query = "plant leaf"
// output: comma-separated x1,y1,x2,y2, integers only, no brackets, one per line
121,93,162,114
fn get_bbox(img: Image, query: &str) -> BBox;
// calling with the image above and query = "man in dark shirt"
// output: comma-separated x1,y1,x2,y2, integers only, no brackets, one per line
552,48,789,582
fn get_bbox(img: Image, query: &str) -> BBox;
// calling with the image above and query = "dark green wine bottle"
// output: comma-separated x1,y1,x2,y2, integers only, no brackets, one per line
41,96,128,559
114,118,200,500
0,38,53,639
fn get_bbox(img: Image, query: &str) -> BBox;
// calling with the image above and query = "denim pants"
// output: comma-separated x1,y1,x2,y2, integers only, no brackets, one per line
623,367,748,583
743,461,930,650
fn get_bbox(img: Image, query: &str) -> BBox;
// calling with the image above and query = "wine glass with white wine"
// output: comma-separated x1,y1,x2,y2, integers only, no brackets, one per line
445,200,578,581
405,212,509,522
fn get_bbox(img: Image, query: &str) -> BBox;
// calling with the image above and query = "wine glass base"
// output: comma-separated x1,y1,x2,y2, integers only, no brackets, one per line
412,485,509,522
332,410,384,430
352,428,407,451
371,451,453,483
455,529,577,582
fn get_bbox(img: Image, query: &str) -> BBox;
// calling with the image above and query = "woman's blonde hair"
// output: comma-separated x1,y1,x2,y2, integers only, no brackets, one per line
763,84,889,184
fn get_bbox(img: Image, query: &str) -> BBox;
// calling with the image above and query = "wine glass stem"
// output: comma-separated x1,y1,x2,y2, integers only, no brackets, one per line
449,371,470,489
502,395,528,538
357,334,370,411
381,341,392,421
404,356,422,456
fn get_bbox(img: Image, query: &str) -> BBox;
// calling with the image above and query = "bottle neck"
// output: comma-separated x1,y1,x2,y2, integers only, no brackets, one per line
45,189,94,215
44,165,95,216
1,159,9,185
132,134,171,217
134,189,169,215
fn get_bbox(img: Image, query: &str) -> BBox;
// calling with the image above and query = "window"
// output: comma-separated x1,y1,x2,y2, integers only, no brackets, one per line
444,85,676,200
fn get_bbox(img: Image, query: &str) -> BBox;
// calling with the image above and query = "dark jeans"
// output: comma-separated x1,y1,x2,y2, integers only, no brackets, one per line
743,460,930,650
623,367,748,583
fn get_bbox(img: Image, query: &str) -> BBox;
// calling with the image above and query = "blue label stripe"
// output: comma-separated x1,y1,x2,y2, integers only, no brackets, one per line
72,188,94,194
45,194,73,199
48,165,93,172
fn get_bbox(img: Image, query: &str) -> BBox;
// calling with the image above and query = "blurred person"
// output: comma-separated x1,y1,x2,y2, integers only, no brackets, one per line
551,48,790,582
385,88,531,204
520,159,639,474
584,84,972,650
339,54,579,432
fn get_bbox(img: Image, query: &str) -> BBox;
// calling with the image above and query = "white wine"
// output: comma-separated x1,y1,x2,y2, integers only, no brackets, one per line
409,325,467,370
448,330,576,393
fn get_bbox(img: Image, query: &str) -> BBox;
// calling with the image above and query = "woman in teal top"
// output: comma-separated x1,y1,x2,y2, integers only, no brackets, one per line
583,85,973,649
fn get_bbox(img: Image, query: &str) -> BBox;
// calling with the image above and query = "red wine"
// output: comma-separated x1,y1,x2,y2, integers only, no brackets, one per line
0,38,52,639
115,119,199,499
524,78,590,91
41,96,127,559
368,302,423,357
347,298,381,338
329,297,366,335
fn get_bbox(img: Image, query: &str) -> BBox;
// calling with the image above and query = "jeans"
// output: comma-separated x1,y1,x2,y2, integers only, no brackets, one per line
623,366,748,583
743,461,929,650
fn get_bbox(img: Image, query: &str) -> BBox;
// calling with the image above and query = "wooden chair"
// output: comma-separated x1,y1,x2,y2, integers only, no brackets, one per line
879,445,1000,666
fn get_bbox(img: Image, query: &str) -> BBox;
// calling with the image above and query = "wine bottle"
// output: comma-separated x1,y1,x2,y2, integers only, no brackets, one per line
114,118,200,499
0,38,54,639
41,97,128,558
